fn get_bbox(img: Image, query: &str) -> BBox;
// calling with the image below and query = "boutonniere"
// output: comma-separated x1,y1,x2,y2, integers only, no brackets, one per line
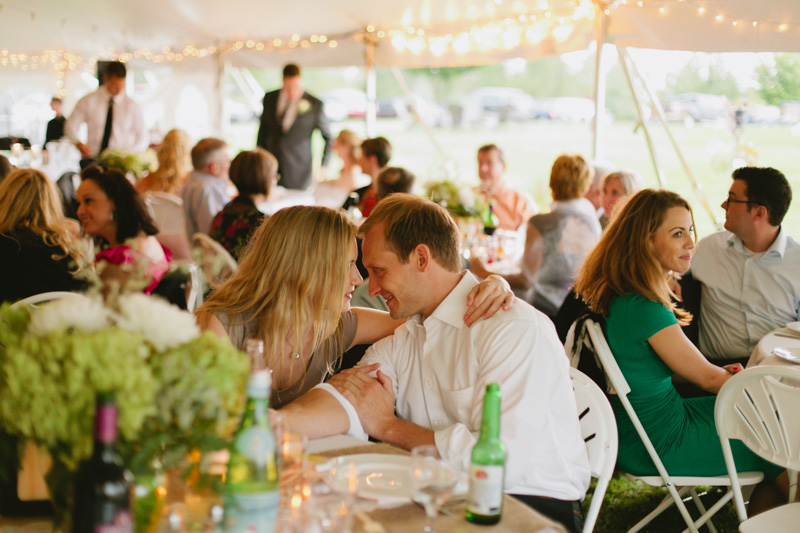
297,99,311,115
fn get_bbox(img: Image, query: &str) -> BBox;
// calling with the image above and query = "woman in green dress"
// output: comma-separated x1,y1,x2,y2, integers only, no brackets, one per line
574,188,787,515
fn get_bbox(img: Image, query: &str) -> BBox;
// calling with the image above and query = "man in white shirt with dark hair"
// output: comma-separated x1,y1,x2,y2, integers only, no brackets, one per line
65,61,147,159
280,194,590,532
692,166,800,364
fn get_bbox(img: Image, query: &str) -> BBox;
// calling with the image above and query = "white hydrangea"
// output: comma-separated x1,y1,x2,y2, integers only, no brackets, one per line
28,296,111,336
114,294,200,352
458,186,476,209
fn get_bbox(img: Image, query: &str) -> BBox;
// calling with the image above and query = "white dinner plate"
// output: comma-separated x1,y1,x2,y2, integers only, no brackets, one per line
772,347,800,364
786,322,800,333
319,453,468,504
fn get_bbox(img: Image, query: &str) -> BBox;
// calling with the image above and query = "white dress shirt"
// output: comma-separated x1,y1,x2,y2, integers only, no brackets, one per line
692,228,800,360
181,170,231,238
318,272,590,500
65,86,147,156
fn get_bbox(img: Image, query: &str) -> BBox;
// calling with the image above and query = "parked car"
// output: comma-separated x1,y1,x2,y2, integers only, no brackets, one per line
664,93,732,125
321,88,367,122
463,87,538,122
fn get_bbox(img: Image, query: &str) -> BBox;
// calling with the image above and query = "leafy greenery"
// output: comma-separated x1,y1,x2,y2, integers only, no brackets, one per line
755,53,800,106
664,57,741,100
425,179,486,218
97,148,157,179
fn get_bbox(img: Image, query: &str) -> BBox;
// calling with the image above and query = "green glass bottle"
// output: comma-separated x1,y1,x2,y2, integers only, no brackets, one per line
465,383,506,525
223,339,279,533
481,200,500,236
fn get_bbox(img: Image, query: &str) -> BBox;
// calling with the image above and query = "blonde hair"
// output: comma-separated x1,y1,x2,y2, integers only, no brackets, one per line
197,206,357,391
336,129,362,163
145,129,192,194
549,154,591,201
574,189,694,324
0,168,86,269
603,169,642,197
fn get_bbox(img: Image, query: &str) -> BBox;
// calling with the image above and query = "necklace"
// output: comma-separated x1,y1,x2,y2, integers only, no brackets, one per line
292,351,300,359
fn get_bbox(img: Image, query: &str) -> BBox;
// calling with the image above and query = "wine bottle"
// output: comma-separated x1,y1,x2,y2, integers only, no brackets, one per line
223,339,279,533
465,383,506,525
72,393,134,533
481,200,499,236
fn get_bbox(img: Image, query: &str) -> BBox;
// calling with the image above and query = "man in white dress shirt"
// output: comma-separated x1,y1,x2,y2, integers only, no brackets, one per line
281,194,590,532
181,138,231,239
691,166,799,364
65,61,147,159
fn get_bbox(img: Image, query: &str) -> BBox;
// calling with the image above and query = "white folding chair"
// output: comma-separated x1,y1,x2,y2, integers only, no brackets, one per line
715,366,800,532
191,233,238,291
569,366,618,533
585,319,763,533
13,291,89,308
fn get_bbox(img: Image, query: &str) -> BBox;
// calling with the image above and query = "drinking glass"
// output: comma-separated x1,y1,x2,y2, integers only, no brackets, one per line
410,446,458,533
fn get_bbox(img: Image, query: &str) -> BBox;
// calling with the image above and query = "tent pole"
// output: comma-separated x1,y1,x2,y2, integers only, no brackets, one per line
213,47,227,137
365,38,377,138
616,46,665,187
621,47,719,227
592,3,608,160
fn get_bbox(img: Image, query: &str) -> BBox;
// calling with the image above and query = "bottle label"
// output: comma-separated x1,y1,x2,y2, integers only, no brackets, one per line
95,511,132,533
467,464,504,516
96,405,118,444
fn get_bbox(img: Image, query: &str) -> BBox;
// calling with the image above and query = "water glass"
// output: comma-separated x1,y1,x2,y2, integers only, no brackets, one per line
410,446,458,533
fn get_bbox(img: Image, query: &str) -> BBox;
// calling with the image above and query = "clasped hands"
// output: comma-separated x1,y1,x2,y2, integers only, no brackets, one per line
327,363,395,438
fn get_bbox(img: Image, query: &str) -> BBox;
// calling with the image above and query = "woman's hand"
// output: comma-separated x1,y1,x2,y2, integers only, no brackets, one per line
468,256,490,279
723,363,744,375
464,274,514,326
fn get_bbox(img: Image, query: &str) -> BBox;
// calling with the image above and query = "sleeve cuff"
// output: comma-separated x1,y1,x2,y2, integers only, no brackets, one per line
314,383,369,441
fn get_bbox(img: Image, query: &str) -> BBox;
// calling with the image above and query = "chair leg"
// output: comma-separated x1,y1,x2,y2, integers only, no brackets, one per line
687,487,718,533
628,487,691,533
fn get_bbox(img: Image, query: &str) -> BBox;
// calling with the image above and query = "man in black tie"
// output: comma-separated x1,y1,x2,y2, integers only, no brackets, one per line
256,64,333,190
65,61,147,159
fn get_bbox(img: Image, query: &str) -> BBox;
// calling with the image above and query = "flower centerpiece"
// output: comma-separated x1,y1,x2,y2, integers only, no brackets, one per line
0,293,249,531
97,148,157,179
425,179,486,219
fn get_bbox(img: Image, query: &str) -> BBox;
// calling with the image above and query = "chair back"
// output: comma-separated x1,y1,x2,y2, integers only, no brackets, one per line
144,192,185,235
715,366,800,520
191,233,238,291
13,291,88,308
569,366,618,533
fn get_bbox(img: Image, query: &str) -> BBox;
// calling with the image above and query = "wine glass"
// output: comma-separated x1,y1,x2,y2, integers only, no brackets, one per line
410,445,458,533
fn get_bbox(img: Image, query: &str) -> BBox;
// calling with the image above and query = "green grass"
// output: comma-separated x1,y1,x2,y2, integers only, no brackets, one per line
228,118,800,241
583,472,741,532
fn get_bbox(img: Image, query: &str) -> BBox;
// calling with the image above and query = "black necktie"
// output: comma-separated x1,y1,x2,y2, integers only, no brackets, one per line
100,97,114,154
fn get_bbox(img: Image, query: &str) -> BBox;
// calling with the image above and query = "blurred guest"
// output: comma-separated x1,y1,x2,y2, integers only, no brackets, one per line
471,154,601,318
376,166,415,200
181,138,231,239
0,154,12,185
600,169,643,228
45,96,66,146
256,63,333,190
476,144,538,231
65,61,147,159
343,136,391,217
585,160,613,218
77,165,171,295
196,205,512,408
573,189,786,513
136,129,192,195
313,129,369,208
210,148,277,261
0,169,89,303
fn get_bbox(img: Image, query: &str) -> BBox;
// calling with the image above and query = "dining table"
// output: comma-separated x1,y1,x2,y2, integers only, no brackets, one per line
746,325,800,369
0,435,565,533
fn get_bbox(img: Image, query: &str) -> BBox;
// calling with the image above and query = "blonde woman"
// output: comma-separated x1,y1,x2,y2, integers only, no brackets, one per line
574,189,786,513
0,168,88,302
314,129,368,208
196,205,513,408
136,128,192,195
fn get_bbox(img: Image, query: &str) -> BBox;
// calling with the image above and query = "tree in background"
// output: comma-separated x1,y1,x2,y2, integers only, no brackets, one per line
755,54,800,106
663,56,740,99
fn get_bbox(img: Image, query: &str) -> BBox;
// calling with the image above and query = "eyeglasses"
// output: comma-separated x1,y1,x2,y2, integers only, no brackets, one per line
724,196,760,207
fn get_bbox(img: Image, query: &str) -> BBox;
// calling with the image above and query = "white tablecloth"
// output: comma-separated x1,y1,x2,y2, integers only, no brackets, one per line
747,327,800,369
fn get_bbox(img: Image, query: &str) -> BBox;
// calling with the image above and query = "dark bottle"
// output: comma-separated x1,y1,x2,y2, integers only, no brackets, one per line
481,200,499,236
72,393,134,533
465,383,506,525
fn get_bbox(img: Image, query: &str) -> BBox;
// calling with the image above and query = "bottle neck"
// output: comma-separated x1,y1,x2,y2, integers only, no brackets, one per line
95,404,118,445
479,392,501,441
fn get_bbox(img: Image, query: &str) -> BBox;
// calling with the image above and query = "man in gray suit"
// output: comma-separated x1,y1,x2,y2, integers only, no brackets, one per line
256,64,333,190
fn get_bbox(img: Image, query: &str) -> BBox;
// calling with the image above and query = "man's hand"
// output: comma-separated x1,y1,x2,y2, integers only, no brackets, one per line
464,274,514,326
76,142,92,158
327,364,396,438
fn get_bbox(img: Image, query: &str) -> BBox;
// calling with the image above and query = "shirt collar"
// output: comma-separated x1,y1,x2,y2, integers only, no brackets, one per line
726,227,786,258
